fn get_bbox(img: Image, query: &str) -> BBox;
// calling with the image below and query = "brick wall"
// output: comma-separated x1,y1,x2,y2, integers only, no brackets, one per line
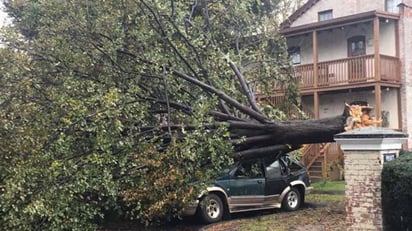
399,3,412,149
344,150,383,230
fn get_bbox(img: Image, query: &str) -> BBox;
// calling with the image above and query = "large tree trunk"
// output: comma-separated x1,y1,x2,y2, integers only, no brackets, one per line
229,116,346,159
229,116,345,146
164,69,348,159
144,115,347,160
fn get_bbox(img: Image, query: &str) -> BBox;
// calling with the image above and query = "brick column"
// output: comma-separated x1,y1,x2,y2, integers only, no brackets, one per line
399,3,412,148
334,127,407,231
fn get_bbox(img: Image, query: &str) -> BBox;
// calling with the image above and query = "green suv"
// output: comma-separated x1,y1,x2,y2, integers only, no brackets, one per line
183,155,312,224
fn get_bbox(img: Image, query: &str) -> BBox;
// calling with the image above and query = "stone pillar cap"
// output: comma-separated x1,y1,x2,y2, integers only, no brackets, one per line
334,127,408,139
334,127,408,151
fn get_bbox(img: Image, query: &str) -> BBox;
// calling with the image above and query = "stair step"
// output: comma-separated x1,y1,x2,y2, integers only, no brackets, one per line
310,171,322,177
310,166,322,171
311,161,322,167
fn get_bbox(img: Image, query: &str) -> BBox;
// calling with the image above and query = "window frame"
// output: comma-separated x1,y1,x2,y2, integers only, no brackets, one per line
385,0,400,13
318,9,333,21
288,46,301,65
347,35,366,57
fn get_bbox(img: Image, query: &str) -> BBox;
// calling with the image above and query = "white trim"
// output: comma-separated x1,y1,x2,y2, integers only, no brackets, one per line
335,137,407,150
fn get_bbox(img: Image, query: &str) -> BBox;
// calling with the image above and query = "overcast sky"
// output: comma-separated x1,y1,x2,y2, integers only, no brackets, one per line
0,3,9,27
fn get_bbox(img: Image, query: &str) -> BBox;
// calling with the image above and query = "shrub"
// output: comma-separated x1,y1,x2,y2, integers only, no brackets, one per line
382,152,412,230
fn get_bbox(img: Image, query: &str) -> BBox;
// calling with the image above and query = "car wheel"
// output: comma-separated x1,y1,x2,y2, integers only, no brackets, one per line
282,187,301,211
198,194,224,224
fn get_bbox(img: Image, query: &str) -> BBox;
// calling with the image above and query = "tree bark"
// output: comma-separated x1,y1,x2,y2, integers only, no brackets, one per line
139,115,347,159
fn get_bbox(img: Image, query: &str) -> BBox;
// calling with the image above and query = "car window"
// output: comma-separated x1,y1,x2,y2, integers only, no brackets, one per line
265,158,289,178
265,160,282,178
235,160,263,178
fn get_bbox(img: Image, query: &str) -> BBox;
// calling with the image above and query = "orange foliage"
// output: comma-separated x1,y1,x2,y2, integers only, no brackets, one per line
344,103,382,131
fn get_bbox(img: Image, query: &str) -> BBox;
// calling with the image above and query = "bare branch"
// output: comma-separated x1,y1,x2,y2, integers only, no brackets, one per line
162,67,172,135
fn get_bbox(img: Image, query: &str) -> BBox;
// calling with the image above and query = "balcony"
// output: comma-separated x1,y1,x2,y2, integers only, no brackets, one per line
279,55,401,92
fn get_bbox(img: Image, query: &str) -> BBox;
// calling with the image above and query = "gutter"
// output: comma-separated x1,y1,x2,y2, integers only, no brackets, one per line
281,10,400,37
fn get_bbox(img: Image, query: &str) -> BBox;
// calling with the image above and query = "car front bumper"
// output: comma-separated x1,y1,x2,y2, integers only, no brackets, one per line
182,200,199,216
306,186,313,194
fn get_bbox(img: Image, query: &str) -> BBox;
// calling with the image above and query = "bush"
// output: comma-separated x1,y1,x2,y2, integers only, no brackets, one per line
382,152,412,230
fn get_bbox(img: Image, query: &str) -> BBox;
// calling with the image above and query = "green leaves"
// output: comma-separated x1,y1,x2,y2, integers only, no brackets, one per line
0,0,299,229
382,152,412,230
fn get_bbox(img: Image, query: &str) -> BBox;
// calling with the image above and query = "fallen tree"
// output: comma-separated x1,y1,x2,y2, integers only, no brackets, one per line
0,0,346,229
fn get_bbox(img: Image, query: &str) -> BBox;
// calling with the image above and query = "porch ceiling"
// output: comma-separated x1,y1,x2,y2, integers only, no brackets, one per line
281,10,400,37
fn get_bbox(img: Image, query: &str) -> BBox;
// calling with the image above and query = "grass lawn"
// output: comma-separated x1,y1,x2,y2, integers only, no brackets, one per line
311,181,345,192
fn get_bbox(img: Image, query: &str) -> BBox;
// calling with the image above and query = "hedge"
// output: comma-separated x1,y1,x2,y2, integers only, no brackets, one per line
382,152,412,230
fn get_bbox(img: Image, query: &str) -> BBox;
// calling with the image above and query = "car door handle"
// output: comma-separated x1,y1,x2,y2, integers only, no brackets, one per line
256,180,263,184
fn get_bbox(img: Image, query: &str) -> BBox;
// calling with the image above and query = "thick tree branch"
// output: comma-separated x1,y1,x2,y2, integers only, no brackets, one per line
228,60,262,113
143,96,240,121
165,13,233,117
172,71,270,123
233,144,301,160
162,68,172,135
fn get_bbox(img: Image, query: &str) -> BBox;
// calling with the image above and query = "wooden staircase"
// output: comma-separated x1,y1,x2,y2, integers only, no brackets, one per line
308,157,323,181
300,142,344,182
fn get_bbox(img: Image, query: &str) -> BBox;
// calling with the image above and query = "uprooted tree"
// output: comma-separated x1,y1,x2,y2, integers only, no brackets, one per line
0,0,344,229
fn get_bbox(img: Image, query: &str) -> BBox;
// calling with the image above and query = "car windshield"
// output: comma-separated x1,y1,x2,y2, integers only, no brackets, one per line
219,161,236,175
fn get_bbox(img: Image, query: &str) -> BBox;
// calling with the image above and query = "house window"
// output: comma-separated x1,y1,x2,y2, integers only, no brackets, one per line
385,0,400,13
318,10,333,21
347,36,366,57
288,47,301,64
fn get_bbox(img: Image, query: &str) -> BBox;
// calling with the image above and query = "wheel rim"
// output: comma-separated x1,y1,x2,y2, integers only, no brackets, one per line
287,191,299,208
206,198,221,219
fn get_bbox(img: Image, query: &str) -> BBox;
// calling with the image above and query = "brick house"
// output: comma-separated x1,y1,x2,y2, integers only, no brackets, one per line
277,0,412,179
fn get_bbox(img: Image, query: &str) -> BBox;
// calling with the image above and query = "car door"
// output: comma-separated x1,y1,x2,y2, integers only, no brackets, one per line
227,159,265,212
264,157,289,206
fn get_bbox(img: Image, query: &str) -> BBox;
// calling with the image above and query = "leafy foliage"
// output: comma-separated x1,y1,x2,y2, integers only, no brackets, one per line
0,0,303,229
382,152,412,230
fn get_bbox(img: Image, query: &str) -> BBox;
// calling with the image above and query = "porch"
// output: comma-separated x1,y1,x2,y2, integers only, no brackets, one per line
274,54,401,93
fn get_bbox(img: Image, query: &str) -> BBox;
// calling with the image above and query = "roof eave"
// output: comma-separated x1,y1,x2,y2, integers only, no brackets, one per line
280,0,320,29
281,10,400,37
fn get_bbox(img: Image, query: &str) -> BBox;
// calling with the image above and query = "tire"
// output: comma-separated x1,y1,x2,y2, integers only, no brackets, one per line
282,187,301,211
198,194,224,224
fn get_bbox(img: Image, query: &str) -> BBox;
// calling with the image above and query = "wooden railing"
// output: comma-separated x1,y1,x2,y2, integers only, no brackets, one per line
381,55,401,82
293,64,314,89
280,54,400,91
300,142,344,178
300,143,322,167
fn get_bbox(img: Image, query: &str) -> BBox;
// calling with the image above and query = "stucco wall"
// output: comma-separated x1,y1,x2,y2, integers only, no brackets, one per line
291,0,385,27
380,20,397,56
286,21,397,65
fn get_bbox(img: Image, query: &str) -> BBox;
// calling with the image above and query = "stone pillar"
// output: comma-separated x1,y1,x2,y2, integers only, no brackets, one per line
334,127,408,231
399,3,412,148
